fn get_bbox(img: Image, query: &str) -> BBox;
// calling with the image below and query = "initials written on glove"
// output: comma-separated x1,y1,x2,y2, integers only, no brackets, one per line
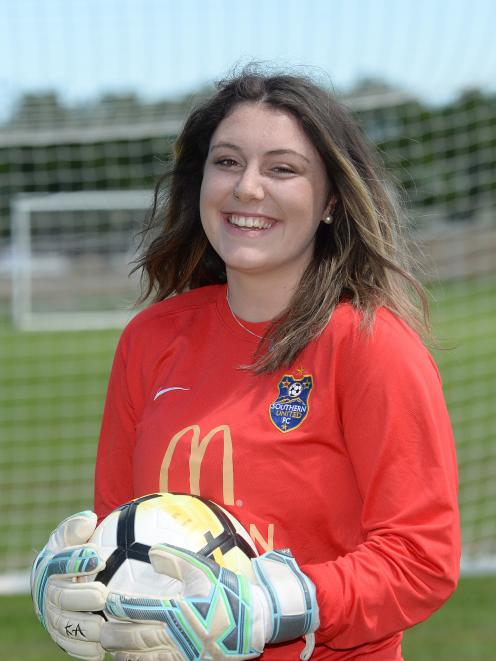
102,544,319,661
30,511,108,661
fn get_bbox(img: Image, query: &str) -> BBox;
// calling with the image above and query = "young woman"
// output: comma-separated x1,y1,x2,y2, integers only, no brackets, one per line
31,70,460,661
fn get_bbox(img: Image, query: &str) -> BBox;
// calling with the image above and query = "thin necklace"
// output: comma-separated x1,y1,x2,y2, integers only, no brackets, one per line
225,290,264,339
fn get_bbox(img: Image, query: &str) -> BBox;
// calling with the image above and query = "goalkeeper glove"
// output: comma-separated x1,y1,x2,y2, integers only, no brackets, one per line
102,544,319,661
30,511,108,661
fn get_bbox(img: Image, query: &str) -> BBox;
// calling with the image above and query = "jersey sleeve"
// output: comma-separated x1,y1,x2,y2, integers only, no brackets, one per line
93,326,138,522
301,308,460,650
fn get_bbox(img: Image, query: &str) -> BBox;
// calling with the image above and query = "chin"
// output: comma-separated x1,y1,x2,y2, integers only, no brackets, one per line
225,261,268,275
223,253,273,274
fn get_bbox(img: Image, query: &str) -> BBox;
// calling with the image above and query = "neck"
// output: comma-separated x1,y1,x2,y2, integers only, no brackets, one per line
226,269,301,322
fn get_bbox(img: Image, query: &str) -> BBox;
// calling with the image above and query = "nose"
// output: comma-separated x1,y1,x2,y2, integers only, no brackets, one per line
233,165,265,202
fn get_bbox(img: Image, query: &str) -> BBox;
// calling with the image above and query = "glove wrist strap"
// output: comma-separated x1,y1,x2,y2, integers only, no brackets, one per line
252,549,319,645
301,633,316,661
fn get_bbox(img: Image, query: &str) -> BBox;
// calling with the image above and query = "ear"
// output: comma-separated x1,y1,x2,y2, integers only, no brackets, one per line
323,195,337,217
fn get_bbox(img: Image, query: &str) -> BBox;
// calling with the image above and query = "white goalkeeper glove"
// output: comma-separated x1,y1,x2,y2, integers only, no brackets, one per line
101,545,319,661
30,511,109,661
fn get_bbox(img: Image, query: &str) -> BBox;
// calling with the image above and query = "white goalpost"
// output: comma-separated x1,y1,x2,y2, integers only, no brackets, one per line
10,190,152,331
2,190,155,593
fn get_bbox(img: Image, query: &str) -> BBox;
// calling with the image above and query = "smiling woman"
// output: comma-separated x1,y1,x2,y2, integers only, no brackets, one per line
30,67,460,661
138,70,431,374
199,103,333,318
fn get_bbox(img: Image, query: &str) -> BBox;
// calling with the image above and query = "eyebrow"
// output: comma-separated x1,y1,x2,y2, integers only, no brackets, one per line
209,142,310,164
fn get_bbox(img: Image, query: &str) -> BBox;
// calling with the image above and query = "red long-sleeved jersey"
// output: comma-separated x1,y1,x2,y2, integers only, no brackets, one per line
94,284,460,660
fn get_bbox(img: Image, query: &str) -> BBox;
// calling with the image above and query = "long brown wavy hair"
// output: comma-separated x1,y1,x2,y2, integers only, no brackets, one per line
135,67,429,373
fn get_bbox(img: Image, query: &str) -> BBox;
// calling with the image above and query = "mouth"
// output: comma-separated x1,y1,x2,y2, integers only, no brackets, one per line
223,213,276,231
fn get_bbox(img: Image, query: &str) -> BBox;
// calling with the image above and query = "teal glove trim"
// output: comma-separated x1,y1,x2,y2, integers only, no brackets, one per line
252,549,319,644
106,544,261,660
32,545,101,629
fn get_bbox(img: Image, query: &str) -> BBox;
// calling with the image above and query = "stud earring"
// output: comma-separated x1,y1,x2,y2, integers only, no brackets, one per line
322,214,333,225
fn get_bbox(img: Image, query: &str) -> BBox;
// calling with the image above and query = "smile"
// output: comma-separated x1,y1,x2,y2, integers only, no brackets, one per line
226,214,274,230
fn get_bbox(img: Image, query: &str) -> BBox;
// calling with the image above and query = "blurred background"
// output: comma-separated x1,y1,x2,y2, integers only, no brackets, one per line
0,0,495,658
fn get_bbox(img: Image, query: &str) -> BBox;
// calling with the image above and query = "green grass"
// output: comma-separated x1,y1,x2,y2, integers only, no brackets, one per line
0,275,495,661
402,575,496,660
0,320,121,567
2,275,495,570
2,576,495,660
427,277,496,557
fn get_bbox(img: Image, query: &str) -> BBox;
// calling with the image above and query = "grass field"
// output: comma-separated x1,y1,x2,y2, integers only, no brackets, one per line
2,576,496,660
0,321,120,570
1,275,495,570
0,275,495,659
427,277,496,563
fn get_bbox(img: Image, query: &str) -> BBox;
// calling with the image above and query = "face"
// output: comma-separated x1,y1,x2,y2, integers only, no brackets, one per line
199,102,331,285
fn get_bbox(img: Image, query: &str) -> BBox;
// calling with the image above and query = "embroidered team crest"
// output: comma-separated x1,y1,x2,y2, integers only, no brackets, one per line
269,373,314,433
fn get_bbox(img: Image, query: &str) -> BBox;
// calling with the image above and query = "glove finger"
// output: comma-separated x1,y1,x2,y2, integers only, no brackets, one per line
105,591,169,625
49,628,106,661
31,547,106,624
112,651,182,661
50,545,105,578
149,544,220,598
102,621,172,652
48,576,108,611
46,511,98,552
47,603,104,643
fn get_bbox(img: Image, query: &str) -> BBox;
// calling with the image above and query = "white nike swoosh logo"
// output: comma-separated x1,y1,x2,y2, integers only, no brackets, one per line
154,386,190,401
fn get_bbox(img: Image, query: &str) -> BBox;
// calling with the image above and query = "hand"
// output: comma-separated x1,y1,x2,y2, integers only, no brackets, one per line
102,545,319,661
30,511,108,661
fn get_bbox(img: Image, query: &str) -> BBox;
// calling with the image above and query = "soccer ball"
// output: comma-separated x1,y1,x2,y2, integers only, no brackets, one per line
287,382,303,398
82,493,258,602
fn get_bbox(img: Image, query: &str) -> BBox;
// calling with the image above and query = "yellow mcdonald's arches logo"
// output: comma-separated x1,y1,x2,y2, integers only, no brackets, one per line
159,424,234,506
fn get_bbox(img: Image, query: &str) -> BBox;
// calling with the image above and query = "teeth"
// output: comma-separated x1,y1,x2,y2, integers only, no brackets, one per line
228,215,273,230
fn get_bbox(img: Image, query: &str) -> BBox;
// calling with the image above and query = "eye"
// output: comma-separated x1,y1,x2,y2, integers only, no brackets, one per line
271,165,296,175
215,158,239,168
